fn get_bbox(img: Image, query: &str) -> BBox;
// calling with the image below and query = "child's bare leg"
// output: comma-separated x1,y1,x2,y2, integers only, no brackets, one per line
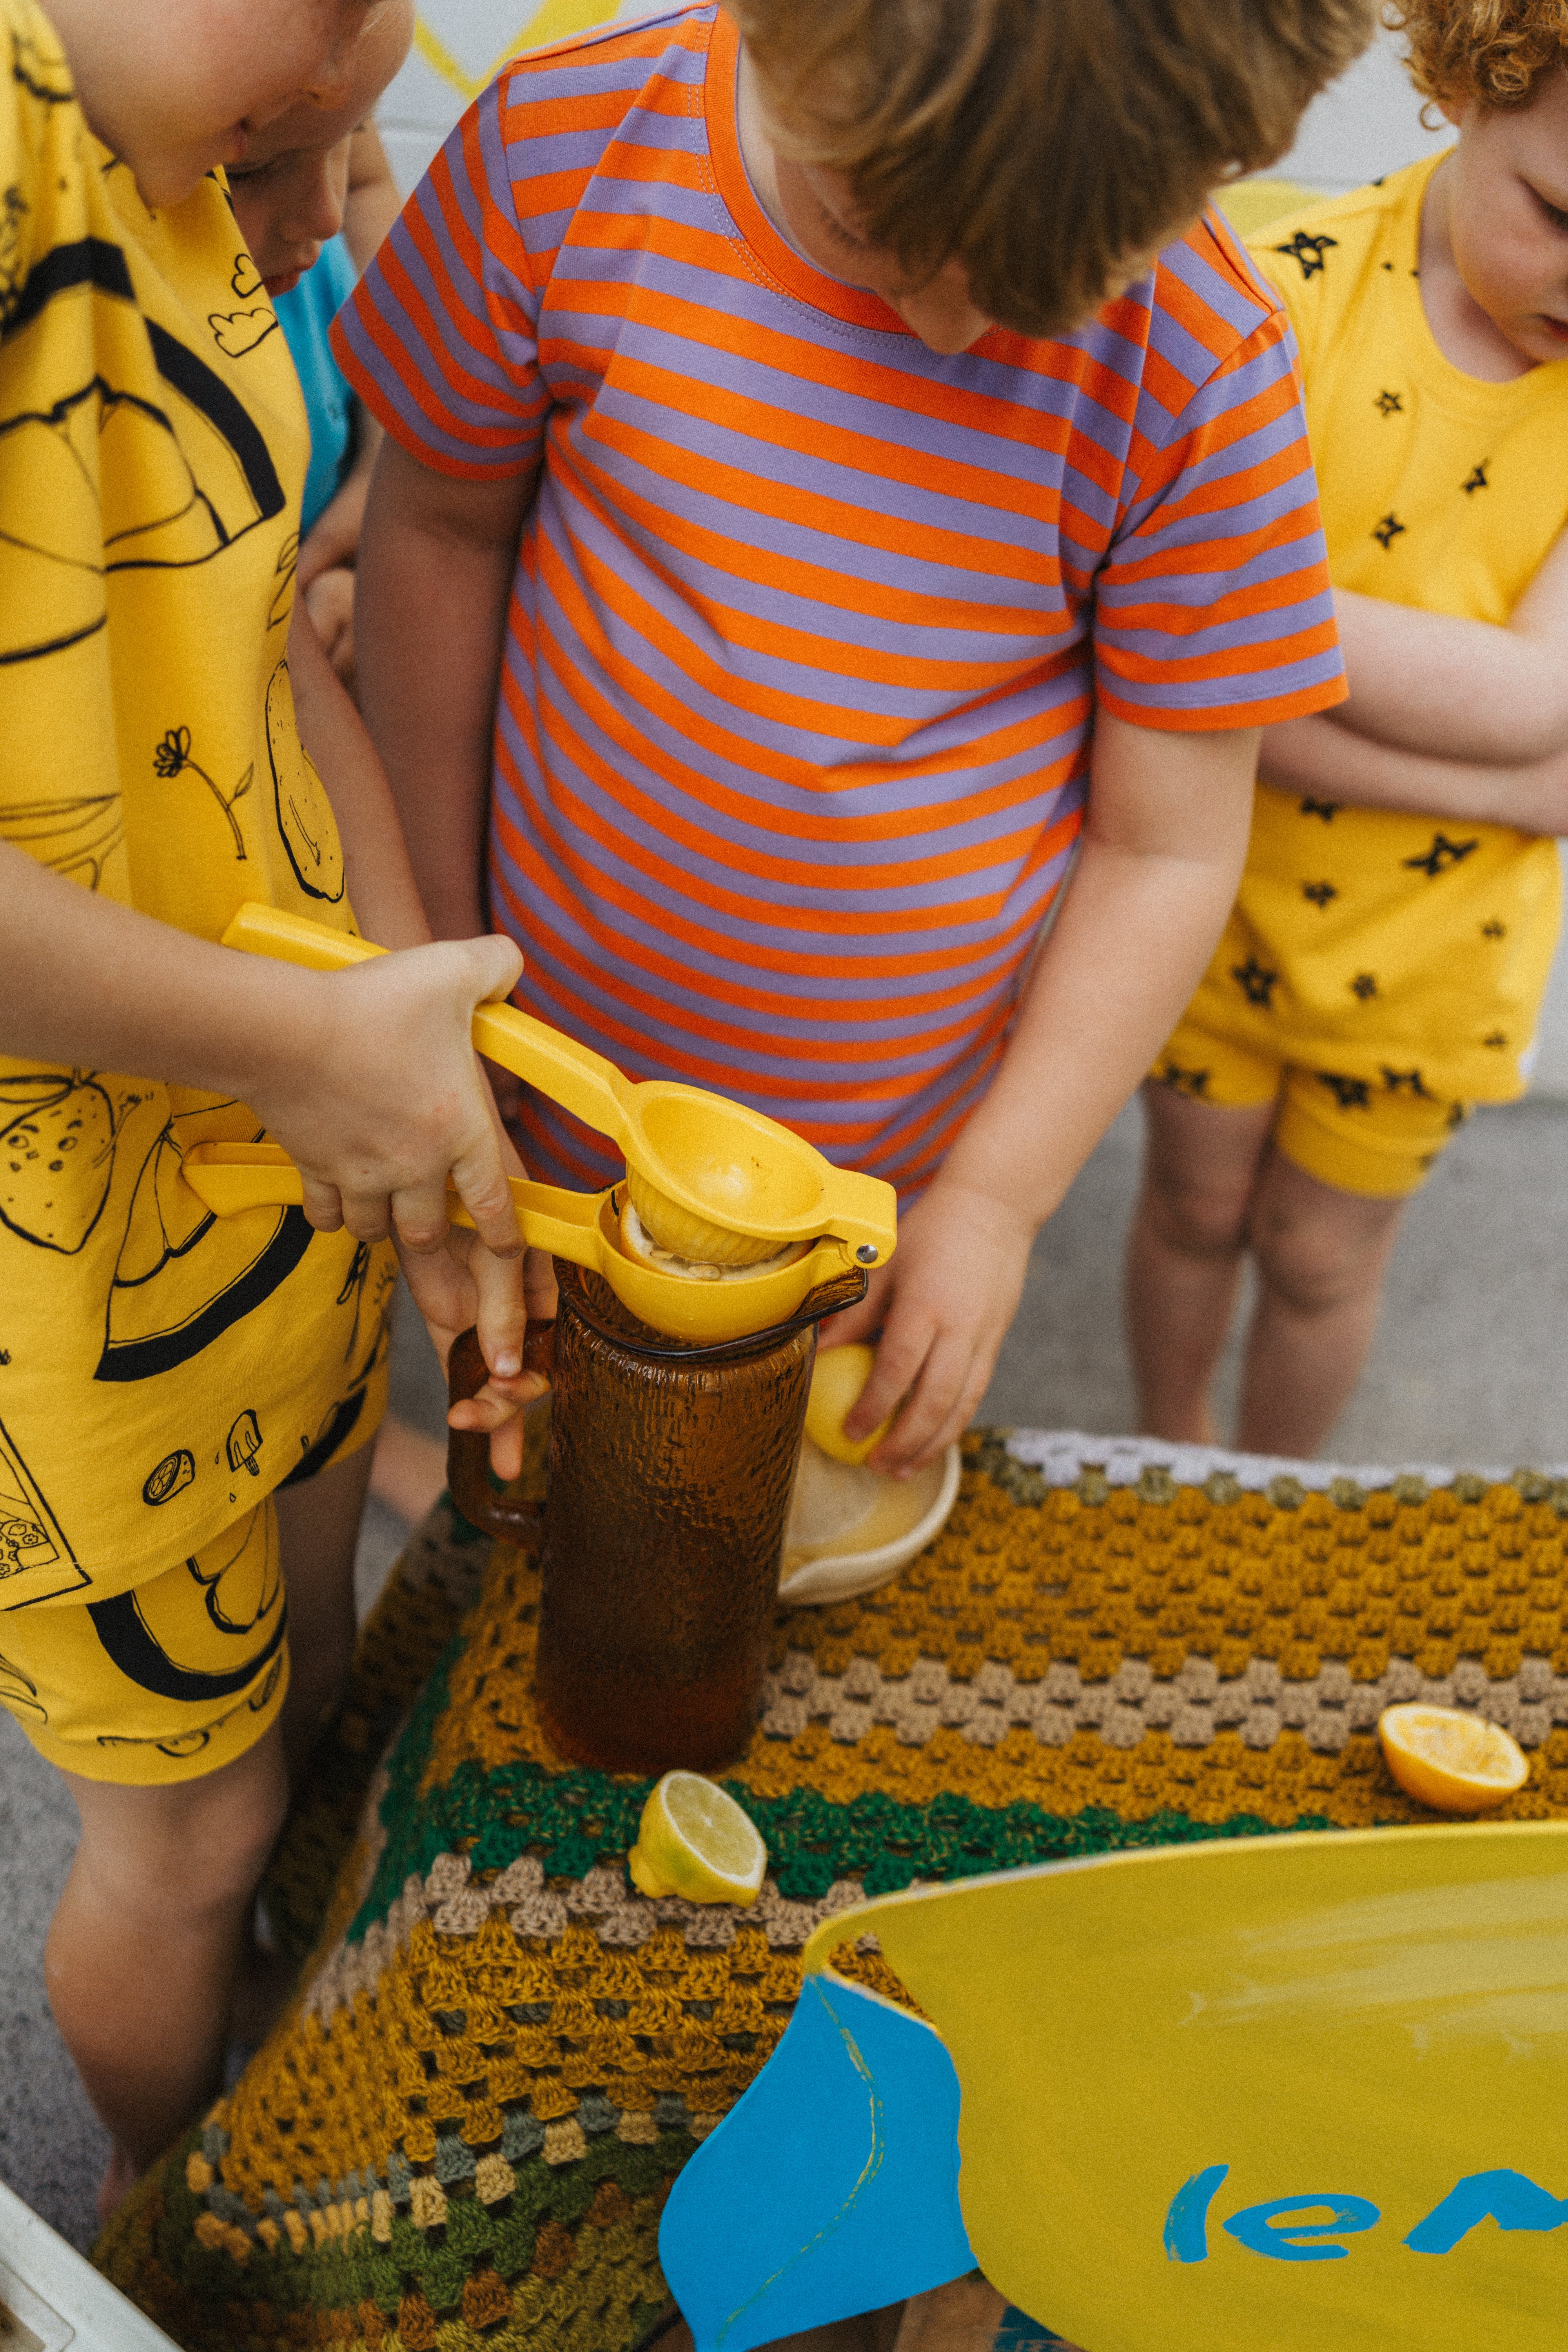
1125,1084,1276,1443
273,1437,376,1785
226,1437,377,2046
1236,1154,1405,1457
49,1730,289,2221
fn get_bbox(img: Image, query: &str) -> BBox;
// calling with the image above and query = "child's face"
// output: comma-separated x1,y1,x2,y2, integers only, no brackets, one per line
1443,67,1568,368
225,1,411,295
57,0,396,211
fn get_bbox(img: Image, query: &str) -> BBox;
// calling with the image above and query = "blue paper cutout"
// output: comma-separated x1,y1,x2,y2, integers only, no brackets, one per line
1163,2163,1230,2262
659,1974,976,2352
1405,2171,1568,2254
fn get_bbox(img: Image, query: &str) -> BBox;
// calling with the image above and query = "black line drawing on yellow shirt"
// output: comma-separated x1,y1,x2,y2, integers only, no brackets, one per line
1275,230,1337,279
190,1498,279,1634
230,253,263,301
142,1448,195,1506
1372,513,1406,550
0,276,287,664
0,791,124,888
208,305,278,360
152,726,251,859
1482,919,1507,938
1381,1066,1434,1098
1462,463,1488,495
1374,390,1403,416
1301,799,1339,820
0,1414,87,1604
1154,1063,1210,1100
227,1409,263,1482
1349,972,1378,1000
1231,957,1278,1009
1483,1031,1509,1049
1447,1103,1467,1130
1317,1073,1371,1110
0,1647,44,1722
1403,832,1478,877
266,658,344,901
1,1069,114,1251
267,530,298,631
94,1103,313,1384
1301,881,1338,908
11,24,73,108
0,183,27,327
94,1656,283,1762
87,1575,285,1706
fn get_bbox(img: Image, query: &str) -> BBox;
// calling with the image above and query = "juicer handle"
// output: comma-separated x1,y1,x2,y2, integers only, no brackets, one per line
446,1321,557,1544
220,902,636,1149
179,1143,611,1272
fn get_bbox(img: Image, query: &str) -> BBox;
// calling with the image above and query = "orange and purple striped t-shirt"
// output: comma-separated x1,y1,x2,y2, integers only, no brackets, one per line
334,4,1343,1196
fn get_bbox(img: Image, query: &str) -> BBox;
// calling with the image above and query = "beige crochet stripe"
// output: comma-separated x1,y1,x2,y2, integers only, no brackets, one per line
300,1847,872,2028
759,1644,1568,1756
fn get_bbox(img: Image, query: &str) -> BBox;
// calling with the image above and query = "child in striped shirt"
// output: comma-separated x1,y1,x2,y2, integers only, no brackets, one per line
338,0,1372,1469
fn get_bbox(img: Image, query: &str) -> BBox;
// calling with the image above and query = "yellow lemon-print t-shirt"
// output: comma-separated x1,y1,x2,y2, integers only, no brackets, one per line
1183,153,1566,1100
0,0,394,1609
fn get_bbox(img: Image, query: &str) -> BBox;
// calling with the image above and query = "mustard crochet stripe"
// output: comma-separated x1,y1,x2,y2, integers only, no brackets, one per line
93,1432,1568,2352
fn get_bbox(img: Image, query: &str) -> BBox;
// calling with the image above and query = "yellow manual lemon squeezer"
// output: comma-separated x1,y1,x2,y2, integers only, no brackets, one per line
180,905,897,1343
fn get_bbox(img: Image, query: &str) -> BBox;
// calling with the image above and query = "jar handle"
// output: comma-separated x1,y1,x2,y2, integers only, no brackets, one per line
446,1321,556,1542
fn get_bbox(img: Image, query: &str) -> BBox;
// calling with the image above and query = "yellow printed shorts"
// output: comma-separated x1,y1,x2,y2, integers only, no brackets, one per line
0,1362,385,1786
1154,1014,1469,1199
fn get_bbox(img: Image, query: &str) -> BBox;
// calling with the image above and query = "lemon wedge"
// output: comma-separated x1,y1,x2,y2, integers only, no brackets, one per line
806,1343,893,1466
1377,1702,1528,1814
628,1771,768,1904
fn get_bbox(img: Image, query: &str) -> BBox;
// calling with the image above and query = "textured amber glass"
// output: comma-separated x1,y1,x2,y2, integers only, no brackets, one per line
533,1264,814,1771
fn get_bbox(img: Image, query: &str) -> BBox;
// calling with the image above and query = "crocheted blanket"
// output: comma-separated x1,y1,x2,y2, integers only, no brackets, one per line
94,1423,1568,2352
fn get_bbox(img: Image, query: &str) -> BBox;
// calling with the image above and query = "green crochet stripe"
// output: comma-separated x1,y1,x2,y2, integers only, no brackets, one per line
129,2121,686,2333
350,1735,1337,1943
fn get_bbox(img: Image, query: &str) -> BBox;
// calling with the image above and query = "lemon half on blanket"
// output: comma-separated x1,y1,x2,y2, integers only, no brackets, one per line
1377,1701,1528,1814
628,1772,768,1905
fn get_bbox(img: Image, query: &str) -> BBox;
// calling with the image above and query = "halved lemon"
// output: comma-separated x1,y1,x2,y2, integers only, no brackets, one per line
628,1771,768,1905
1377,1702,1528,1814
805,1343,893,1466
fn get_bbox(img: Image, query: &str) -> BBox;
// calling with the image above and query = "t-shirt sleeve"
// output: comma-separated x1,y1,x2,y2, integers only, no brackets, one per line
1091,265,1345,733
330,76,548,480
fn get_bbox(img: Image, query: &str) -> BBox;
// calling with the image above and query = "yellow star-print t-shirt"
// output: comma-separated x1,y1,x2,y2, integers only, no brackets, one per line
0,0,393,1609
1181,152,1566,1102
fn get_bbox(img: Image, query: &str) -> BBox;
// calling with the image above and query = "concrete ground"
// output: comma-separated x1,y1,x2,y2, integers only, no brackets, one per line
7,1093,1568,2249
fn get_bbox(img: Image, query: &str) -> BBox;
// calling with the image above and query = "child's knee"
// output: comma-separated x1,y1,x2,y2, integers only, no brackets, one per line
1142,1162,1252,1261
1249,1183,1402,1318
71,1736,288,1920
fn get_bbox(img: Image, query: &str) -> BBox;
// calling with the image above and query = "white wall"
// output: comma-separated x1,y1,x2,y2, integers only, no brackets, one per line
376,13,1568,1093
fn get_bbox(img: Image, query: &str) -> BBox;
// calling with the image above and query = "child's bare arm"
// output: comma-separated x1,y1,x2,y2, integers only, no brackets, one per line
356,436,536,947
1259,706,1568,831
1326,525,1568,765
825,710,1260,1472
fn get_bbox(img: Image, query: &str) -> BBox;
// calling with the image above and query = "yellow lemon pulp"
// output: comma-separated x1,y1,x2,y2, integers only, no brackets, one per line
627,1771,768,1905
1377,1702,1528,1815
625,1168,781,1267
805,1343,893,1466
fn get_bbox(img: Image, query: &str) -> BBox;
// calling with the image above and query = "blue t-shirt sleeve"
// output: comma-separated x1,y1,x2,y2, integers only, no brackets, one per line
274,234,360,537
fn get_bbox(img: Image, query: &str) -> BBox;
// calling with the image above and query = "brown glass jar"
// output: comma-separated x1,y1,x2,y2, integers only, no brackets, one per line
448,1256,862,1773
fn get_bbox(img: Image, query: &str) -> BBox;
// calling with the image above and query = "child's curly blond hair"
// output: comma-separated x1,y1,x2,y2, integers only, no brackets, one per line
1387,0,1568,108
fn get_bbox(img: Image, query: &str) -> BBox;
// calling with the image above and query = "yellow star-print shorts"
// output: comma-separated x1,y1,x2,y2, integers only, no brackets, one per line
1153,1014,1470,1198
0,1374,383,1786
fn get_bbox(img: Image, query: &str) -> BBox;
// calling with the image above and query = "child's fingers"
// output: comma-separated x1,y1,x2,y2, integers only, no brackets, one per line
462,1230,530,1381
296,1173,346,1233
871,1330,989,1474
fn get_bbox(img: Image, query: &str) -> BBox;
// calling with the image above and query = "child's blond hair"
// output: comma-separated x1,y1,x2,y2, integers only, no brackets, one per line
1388,0,1568,108
733,0,1377,337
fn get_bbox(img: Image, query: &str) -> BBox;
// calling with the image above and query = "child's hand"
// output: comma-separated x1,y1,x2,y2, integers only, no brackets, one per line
815,1180,1034,1474
303,565,357,690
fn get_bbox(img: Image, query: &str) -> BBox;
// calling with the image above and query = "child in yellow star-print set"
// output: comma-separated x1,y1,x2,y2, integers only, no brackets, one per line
1161,149,1565,1200
1161,152,1561,1195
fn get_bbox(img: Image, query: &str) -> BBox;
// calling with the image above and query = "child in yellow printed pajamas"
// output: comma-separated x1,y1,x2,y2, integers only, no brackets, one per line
1130,0,1568,1460
0,0,542,2221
